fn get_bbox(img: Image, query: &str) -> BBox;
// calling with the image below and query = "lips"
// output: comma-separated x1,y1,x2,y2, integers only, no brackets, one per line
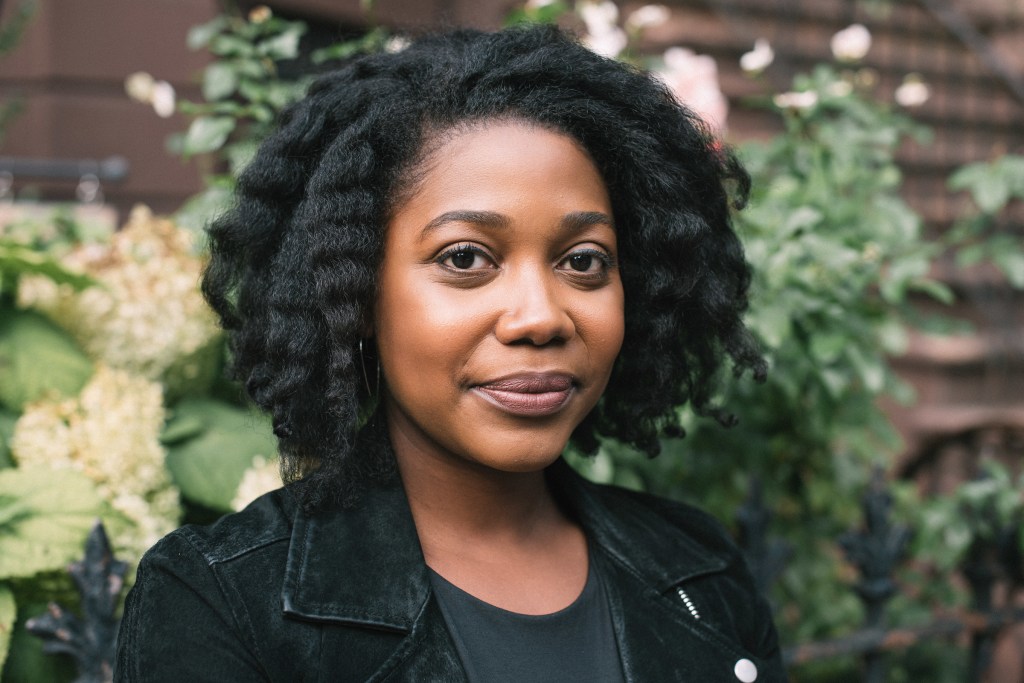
472,373,576,417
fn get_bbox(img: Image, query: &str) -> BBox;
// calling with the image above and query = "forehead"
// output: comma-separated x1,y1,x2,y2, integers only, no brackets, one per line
390,121,610,223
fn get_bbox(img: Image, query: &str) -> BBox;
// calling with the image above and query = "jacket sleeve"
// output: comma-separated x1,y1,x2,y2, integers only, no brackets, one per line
114,531,267,682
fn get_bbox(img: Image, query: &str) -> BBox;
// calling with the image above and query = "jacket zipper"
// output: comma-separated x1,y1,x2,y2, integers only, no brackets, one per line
675,586,701,620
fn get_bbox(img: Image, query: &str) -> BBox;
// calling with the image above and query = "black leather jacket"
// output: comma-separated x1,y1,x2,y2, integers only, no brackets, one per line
115,459,786,682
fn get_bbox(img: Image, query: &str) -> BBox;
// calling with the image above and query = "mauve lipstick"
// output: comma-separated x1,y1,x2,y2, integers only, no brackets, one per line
472,372,575,417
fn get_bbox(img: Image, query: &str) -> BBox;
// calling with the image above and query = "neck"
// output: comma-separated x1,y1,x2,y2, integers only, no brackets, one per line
384,406,590,614
385,411,568,560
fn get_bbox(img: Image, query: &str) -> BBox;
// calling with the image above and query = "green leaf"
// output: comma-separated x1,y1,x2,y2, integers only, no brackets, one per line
972,180,1009,214
257,24,304,60
844,344,886,393
226,140,258,175
0,468,107,579
202,62,239,101
174,182,234,236
949,160,1012,213
0,583,13,671
505,1,571,26
992,248,1024,288
809,332,847,364
187,16,228,50
0,309,93,412
164,399,277,511
750,302,792,348
955,243,987,268
0,242,96,290
311,27,386,64
159,411,206,445
781,206,823,237
209,33,253,58
909,278,955,305
0,411,15,469
182,116,236,157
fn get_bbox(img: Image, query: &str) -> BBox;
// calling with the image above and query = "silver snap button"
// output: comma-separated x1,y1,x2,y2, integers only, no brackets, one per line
734,658,757,682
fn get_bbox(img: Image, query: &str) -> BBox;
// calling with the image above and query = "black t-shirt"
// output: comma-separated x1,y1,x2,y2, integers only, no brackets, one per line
428,555,625,683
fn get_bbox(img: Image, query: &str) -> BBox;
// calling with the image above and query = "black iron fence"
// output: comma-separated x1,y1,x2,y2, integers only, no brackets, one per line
738,468,1024,681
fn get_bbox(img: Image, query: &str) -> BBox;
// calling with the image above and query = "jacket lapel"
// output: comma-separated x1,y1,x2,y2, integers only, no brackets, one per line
281,473,467,681
549,460,771,681
546,458,729,588
281,474,429,632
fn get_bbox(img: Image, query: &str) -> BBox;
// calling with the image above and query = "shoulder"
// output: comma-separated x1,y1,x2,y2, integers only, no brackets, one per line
129,486,298,634
588,480,741,559
158,486,297,566
116,488,299,682
129,486,296,608
553,460,743,576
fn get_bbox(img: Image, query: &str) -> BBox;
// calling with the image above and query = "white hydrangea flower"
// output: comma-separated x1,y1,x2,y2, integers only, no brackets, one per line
11,366,180,557
231,456,283,512
18,205,222,398
831,24,871,62
740,39,774,74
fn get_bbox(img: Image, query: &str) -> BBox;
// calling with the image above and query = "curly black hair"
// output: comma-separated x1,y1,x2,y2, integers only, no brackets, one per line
202,24,766,510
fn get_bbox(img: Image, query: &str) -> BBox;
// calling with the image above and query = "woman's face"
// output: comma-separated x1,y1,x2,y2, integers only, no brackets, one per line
374,122,624,474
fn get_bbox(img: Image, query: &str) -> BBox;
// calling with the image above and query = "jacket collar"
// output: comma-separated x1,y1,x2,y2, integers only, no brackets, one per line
547,459,729,590
280,457,728,629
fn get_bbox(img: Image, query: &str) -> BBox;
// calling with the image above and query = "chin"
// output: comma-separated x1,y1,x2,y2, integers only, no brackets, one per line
476,444,567,474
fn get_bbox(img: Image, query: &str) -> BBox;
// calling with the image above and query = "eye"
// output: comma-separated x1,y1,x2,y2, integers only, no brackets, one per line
557,248,614,277
437,244,494,271
567,253,596,272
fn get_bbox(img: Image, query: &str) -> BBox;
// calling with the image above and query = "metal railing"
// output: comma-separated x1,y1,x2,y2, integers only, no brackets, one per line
737,468,1024,681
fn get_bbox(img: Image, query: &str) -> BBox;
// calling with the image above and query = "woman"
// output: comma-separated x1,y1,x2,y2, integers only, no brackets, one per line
115,25,784,682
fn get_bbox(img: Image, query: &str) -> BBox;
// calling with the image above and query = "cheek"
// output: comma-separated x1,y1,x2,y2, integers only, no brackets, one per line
581,284,626,371
373,268,481,388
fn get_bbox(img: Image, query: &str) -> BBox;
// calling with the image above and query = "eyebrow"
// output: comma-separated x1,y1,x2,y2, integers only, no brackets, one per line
421,209,613,236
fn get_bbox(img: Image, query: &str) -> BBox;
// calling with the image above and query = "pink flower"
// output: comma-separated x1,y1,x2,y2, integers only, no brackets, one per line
655,47,728,132
579,1,627,58
625,5,671,32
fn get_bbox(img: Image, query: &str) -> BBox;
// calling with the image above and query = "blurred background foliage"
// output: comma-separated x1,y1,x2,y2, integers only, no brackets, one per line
1,1,1023,680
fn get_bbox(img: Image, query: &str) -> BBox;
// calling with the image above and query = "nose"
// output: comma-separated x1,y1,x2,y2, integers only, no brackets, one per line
494,271,576,346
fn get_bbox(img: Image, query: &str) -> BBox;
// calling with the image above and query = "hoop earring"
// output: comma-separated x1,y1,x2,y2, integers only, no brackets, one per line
359,339,380,397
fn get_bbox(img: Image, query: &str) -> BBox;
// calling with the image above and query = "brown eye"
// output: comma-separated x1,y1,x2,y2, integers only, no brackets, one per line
450,250,476,269
558,248,611,277
568,253,593,272
437,244,493,271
